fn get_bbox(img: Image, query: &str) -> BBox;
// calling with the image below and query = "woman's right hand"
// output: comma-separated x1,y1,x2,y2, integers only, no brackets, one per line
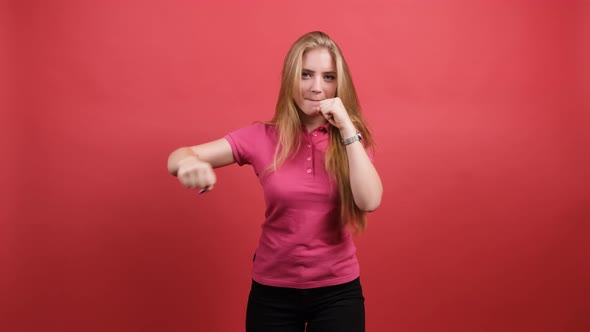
176,156,217,192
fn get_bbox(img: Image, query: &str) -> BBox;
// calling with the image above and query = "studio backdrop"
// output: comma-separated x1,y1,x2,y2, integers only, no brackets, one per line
2,1,588,331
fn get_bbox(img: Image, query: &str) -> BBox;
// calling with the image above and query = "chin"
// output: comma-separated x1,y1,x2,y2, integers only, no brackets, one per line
298,108,319,118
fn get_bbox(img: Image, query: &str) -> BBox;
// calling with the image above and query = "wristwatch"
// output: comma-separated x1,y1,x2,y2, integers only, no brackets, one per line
342,133,362,145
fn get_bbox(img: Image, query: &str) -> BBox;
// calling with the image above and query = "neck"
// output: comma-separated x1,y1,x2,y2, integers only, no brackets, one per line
299,113,328,132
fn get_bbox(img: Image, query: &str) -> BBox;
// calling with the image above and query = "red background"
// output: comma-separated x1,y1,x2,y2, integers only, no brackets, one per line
2,1,589,331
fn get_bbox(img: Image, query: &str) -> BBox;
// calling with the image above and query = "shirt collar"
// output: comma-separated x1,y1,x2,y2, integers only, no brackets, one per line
302,123,330,134
318,123,330,133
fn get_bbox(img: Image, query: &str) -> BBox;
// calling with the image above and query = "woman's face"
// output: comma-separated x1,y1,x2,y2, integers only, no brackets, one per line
293,48,337,118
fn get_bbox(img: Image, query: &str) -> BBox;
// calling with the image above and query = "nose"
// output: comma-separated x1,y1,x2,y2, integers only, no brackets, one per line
310,76,322,94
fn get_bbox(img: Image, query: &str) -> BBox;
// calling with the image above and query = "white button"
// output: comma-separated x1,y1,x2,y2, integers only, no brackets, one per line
306,169,312,174
306,156,311,161
306,144,311,148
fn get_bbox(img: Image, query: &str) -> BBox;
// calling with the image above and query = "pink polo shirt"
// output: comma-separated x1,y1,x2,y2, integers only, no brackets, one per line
224,122,360,289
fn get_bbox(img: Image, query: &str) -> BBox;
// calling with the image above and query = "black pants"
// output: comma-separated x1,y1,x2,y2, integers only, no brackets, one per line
246,277,365,332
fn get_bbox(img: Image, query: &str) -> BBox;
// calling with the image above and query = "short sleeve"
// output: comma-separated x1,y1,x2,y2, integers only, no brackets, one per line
224,123,267,166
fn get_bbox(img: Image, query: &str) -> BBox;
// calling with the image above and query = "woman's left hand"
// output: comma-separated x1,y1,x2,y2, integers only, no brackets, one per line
317,97,355,133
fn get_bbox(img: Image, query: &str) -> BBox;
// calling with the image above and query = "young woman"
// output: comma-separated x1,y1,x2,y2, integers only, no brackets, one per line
167,31,382,332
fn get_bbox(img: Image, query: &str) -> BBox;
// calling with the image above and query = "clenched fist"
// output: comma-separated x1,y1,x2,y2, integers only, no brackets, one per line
316,97,356,135
176,156,216,193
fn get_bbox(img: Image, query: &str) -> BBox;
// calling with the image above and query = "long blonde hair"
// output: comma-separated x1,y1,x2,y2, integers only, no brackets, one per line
269,31,374,232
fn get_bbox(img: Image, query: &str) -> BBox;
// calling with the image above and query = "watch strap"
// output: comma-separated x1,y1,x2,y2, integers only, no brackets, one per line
342,133,362,145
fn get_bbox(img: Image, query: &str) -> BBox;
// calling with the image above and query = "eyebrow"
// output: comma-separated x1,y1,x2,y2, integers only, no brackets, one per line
302,68,337,75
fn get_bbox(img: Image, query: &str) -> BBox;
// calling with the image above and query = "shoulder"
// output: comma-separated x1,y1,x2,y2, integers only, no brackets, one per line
247,121,276,133
227,122,277,140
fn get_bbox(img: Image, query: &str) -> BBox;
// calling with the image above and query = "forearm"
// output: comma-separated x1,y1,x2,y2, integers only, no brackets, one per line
168,139,236,176
341,128,383,211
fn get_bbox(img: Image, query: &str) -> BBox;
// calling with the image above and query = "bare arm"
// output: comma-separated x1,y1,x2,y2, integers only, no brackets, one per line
318,97,383,212
167,138,235,191
341,127,383,212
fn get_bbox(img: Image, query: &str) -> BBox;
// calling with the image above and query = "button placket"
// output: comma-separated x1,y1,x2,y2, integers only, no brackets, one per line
305,137,313,175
